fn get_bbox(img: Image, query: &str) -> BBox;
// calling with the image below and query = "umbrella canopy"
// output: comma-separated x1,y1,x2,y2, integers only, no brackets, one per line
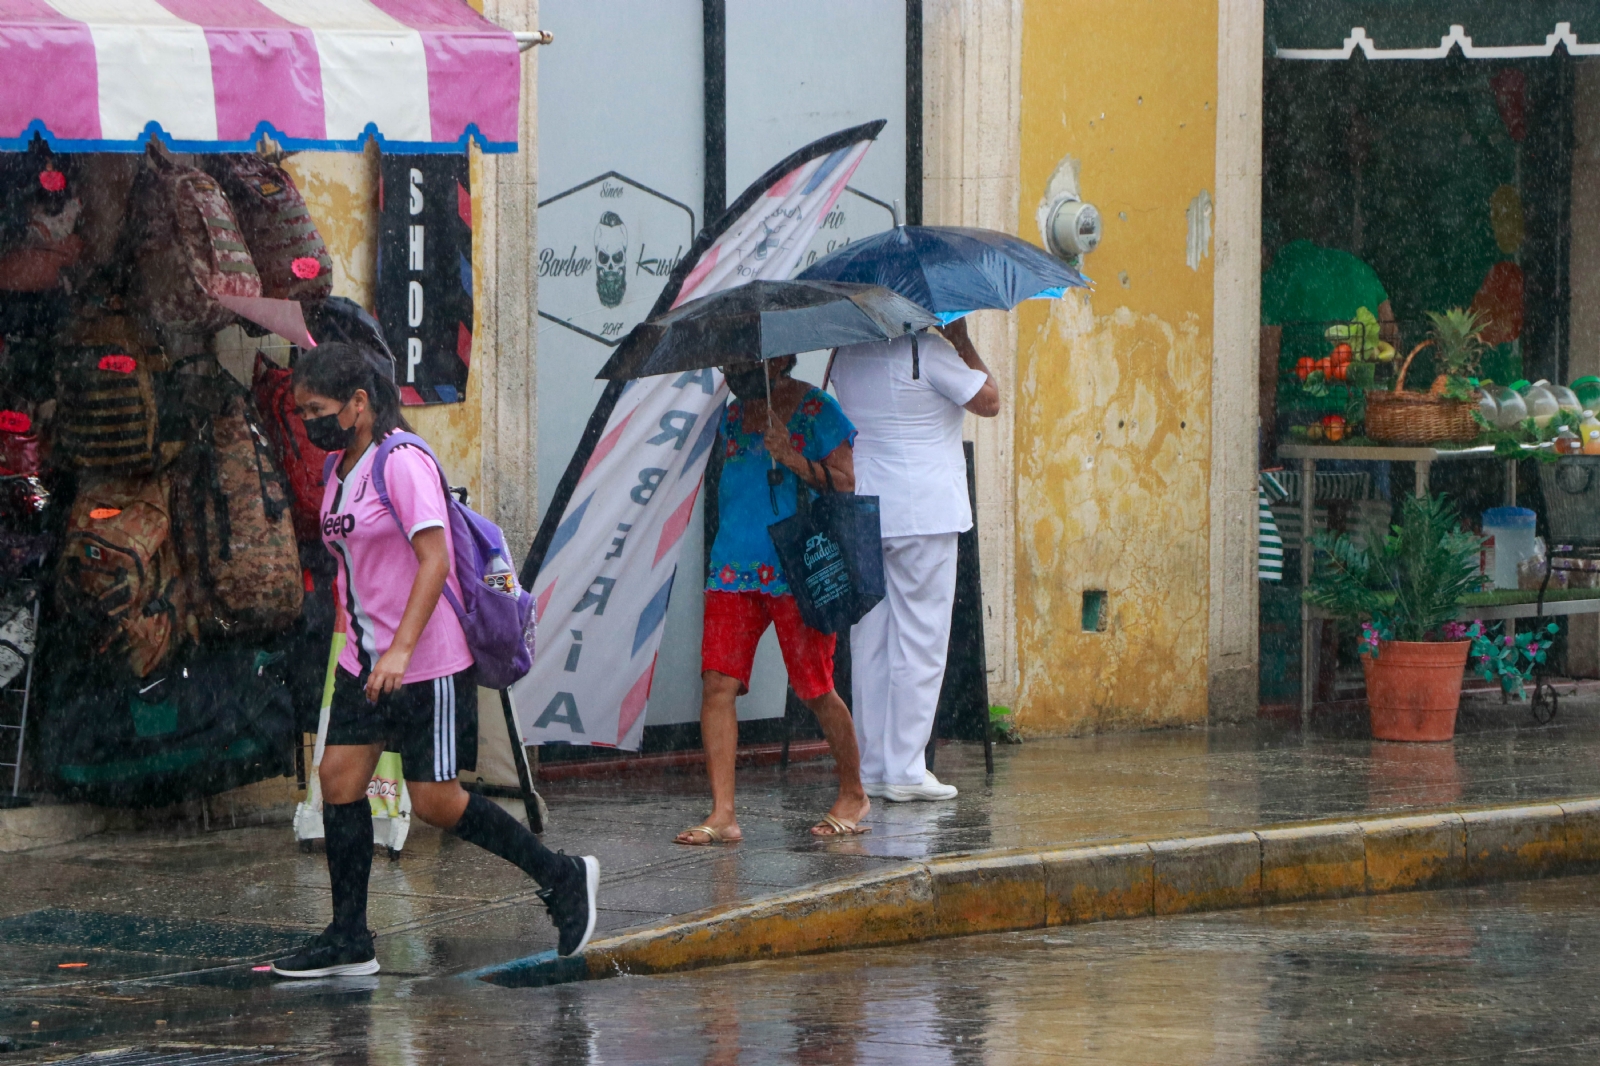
597,279,938,381
796,225,1089,323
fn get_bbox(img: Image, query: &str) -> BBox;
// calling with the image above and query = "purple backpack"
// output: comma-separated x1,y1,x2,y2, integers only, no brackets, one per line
325,434,534,689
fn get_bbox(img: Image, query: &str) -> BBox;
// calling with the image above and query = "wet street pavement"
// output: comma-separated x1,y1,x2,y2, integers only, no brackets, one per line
8,873,1600,1063
7,695,1600,1057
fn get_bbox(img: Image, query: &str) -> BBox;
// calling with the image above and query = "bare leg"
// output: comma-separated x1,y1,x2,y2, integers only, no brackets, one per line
676,671,745,844
803,689,870,834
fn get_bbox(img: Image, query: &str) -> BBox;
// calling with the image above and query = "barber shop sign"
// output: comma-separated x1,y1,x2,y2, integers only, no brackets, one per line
535,172,695,347
377,154,474,405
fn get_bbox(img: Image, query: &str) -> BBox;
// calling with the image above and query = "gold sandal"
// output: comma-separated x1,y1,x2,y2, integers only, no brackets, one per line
812,813,871,837
676,824,733,846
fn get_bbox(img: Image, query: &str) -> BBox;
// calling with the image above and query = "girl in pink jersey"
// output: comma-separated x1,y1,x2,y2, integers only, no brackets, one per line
271,343,597,978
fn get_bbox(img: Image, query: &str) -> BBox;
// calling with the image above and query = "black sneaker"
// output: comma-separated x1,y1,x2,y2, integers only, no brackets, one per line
270,926,380,978
537,854,599,956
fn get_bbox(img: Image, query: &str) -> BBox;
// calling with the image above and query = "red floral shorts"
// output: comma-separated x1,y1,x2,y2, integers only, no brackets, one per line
702,590,836,700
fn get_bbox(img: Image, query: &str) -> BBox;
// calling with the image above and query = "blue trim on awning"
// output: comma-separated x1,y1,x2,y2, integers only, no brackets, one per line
0,119,515,155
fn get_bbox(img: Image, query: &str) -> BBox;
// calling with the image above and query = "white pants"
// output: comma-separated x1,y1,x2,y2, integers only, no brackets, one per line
851,532,960,786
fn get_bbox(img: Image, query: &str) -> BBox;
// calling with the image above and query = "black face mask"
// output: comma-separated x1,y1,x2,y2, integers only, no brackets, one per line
723,365,770,401
303,410,355,452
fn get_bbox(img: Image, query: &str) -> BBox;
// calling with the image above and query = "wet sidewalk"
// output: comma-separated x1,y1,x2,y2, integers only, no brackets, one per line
7,691,1600,994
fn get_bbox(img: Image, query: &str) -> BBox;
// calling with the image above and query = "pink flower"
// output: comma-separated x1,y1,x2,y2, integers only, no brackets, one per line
291,256,322,280
1505,636,1515,647
38,170,64,192
718,565,737,585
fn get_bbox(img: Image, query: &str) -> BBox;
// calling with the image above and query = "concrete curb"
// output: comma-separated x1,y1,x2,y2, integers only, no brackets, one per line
477,797,1600,989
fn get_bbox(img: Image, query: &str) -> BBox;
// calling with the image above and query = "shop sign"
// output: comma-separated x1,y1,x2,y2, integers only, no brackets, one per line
536,172,695,347
377,154,474,405
796,186,896,272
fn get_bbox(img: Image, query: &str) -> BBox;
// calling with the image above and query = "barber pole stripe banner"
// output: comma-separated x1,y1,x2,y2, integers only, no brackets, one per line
511,121,884,751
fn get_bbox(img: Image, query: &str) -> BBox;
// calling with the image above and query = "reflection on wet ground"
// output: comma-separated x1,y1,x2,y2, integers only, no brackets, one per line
11,874,1600,1064
8,701,1600,1055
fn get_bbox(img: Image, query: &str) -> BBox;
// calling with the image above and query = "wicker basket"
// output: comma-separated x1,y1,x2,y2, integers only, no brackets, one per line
1363,341,1481,445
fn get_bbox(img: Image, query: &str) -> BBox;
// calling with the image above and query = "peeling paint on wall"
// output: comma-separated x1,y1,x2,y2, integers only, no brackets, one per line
1018,0,1218,735
1186,189,1213,271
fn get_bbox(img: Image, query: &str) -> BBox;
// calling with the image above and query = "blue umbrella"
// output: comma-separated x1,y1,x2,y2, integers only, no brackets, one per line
796,225,1090,323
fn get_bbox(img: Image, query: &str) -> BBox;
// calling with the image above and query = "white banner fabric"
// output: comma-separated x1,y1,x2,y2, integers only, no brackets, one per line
512,137,874,750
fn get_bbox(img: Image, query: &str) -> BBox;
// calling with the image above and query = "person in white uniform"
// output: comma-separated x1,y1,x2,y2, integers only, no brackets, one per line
830,318,999,801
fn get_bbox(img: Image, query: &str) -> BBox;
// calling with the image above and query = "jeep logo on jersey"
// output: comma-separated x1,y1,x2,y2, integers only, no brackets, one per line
323,513,356,538
536,172,694,348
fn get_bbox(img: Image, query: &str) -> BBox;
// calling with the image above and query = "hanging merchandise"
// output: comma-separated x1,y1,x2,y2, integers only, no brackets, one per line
127,147,261,338
55,344,161,475
41,643,296,809
0,152,82,293
170,385,303,638
207,156,334,303
251,353,329,545
56,475,183,678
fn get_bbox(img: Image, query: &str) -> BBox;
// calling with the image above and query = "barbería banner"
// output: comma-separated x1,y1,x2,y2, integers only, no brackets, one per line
377,154,473,405
510,122,884,750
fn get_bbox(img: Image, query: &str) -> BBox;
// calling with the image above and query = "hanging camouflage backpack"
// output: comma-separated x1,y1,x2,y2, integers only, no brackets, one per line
57,475,183,678
128,147,261,335
170,384,303,637
55,344,160,474
207,155,333,302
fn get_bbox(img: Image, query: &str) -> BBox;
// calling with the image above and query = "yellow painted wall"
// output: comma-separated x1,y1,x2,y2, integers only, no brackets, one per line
1016,1,1218,733
279,147,486,502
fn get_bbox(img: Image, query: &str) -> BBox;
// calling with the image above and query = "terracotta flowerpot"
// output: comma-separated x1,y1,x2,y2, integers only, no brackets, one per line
1361,640,1470,742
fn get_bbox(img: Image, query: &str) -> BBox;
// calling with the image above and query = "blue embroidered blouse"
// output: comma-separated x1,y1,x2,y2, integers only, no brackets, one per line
707,388,855,596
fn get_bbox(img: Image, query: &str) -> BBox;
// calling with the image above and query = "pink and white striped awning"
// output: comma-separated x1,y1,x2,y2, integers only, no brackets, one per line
0,0,521,154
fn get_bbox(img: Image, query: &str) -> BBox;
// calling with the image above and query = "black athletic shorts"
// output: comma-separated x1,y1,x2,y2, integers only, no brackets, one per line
326,667,478,783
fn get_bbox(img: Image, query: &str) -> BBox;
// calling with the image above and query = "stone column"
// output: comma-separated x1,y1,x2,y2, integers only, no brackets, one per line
922,0,1024,709
478,0,541,557
1207,0,1264,720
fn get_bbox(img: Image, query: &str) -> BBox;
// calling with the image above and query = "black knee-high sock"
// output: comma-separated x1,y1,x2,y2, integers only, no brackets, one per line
451,792,566,888
324,799,373,937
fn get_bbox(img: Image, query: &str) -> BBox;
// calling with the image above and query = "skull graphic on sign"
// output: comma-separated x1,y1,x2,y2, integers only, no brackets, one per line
594,211,628,308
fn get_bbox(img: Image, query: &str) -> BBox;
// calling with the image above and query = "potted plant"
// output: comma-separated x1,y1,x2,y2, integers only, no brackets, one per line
1307,493,1484,741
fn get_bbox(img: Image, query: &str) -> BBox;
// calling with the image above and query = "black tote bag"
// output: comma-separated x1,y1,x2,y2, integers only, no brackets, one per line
767,477,886,634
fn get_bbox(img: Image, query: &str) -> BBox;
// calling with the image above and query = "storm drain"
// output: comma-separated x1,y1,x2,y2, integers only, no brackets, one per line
34,1047,303,1065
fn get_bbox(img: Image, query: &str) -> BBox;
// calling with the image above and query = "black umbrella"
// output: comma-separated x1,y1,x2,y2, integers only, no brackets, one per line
596,279,939,381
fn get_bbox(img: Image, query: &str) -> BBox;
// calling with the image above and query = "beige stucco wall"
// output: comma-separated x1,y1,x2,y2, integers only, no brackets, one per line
1013,0,1222,734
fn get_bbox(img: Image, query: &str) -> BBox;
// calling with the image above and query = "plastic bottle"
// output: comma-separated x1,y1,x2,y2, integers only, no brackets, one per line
1492,386,1528,429
1555,425,1583,455
1483,507,1538,589
1573,376,1600,412
1478,390,1499,426
485,552,517,594
1524,381,1559,428
1551,383,1584,421
1583,411,1600,455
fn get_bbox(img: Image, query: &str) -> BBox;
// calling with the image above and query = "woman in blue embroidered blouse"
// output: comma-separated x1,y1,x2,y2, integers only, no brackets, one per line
675,355,871,845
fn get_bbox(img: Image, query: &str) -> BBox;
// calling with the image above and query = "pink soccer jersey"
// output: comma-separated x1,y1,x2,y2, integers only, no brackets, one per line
321,440,473,684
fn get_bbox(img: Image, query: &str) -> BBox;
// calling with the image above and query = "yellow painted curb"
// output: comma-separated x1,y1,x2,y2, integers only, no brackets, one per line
478,798,1600,988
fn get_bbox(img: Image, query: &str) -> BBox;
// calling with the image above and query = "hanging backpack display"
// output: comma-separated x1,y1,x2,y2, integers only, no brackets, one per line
39,642,295,809
128,147,261,335
251,353,328,543
207,155,333,302
55,344,161,474
56,475,183,678
171,387,303,637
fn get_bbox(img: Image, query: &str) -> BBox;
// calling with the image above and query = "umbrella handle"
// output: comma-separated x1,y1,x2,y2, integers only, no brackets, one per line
909,326,920,380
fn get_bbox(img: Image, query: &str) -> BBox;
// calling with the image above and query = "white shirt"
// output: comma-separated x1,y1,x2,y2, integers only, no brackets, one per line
830,331,988,538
